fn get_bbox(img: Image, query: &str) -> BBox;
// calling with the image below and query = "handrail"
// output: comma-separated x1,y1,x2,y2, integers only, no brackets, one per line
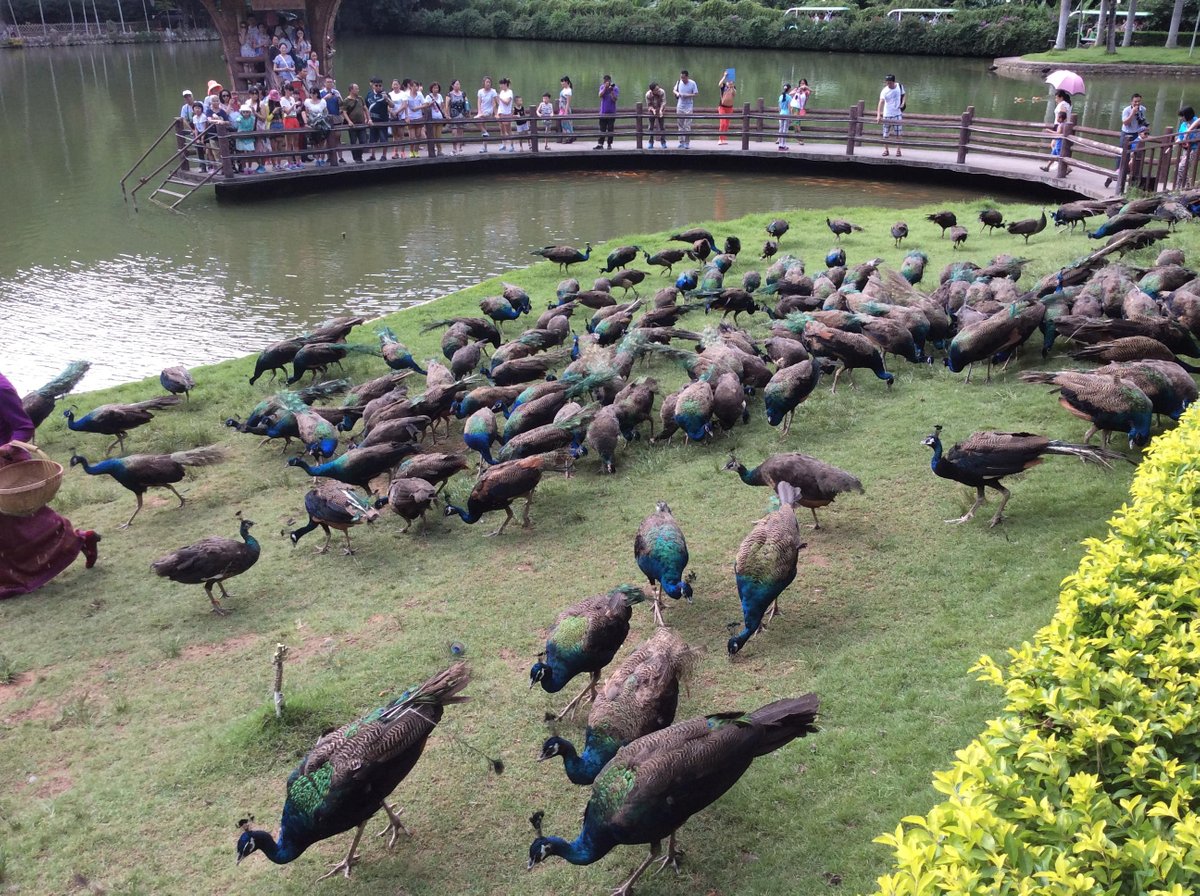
119,117,186,200
133,101,1192,202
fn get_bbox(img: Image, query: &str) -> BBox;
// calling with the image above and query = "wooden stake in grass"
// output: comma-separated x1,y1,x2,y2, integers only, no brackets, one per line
271,643,290,719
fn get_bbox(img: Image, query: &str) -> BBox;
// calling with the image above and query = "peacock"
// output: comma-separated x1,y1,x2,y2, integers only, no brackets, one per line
643,247,690,276
395,452,470,494
600,245,641,274
305,316,366,344
760,239,778,261
463,407,500,465
289,483,379,555
378,327,428,375
286,342,376,385
1091,360,1198,422
728,482,806,656
236,662,472,880
945,304,1043,383
1087,212,1152,240
926,210,957,237
672,380,715,443
527,692,819,895
890,221,908,248
479,297,527,328
20,360,91,429
70,445,228,528
803,323,894,392
584,405,621,473
539,627,700,786
766,219,790,242
250,337,307,384
498,409,593,463
160,365,196,400
1019,370,1153,448
376,477,438,533
725,451,863,529
949,225,969,250
530,585,646,721
287,442,419,493
151,518,259,615
531,243,592,273
274,390,340,460
443,452,570,536
923,425,1124,527
1006,209,1047,243
63,396,181,456
634,501,693,626
763,359,821,437
978,208,1004,233
826,217,862,240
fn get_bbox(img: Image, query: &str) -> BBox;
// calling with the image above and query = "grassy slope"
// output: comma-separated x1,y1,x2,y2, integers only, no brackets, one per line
0,199,1188,896
1024,46,1200,66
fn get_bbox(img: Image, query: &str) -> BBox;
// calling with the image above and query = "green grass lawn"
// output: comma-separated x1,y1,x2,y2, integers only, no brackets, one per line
1024,46,1200,66
0,199,1190,896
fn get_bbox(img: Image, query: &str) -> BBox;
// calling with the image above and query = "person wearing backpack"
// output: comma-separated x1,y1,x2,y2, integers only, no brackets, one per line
876,73,905,158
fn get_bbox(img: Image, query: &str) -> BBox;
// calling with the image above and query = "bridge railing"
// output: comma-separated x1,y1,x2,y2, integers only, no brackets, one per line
186,101,1192,196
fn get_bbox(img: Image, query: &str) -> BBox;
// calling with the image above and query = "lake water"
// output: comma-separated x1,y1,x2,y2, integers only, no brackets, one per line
1,36,1187,392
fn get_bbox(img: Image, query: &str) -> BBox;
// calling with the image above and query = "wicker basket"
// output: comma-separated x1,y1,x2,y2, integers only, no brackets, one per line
0,440,64,516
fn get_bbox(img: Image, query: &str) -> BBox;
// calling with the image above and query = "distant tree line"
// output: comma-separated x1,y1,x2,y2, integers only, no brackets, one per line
335,0,1054,57
4,0,209,29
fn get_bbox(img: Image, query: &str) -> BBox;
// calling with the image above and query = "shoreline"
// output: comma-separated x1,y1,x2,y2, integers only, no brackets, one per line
3,28,217,48
994,54,1200,78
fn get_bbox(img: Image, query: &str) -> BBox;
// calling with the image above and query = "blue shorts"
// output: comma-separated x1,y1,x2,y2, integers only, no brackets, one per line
882,115,902,138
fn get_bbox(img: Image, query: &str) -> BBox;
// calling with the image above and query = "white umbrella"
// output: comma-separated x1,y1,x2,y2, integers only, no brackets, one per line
1045,70,1086,95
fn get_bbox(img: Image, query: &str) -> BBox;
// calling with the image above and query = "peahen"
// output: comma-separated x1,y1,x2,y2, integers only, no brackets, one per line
395,452,470,494
826,217,862,241
672,380,715,443
760,239,778,260
289,483,379,555
376,477,438,533
728,482,806,656
949,225,969,250
151,518,259,615
1006,209,1047,243
890,221,908,248
923,425,1124,527
20,360,91,429
634,502,693,626
527,692,819,895
584,405,621,473
643,248,690,276
63,396,181,456
250,337,306,384
1019,370,1153,448
600,245,641,274
926,210,957,236
236,662,472,880
443,452,570,536
70,445,228,528
160,365,196,400
286,342,375,385
725,451,863,529
287,442,419,493
530,585,646,721
539,627,699,785
978,208,1004,233
766,219,790,241
531,243,592,273
803,323,894,392
305,316,366,344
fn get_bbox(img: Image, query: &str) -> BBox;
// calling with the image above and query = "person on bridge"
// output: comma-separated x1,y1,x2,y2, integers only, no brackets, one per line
1175,106,1199,188
1040,109,1069,173
558,76,575,144
596,75,619,150
477,76,498,153
717,70,737,145
876,73,905,157
674,70,698,149
790,79,811,146
447,80,470,155
365,77,390,161
497,78,516,152
645,81,667,149
777,83,791,150
1107,93,1149,187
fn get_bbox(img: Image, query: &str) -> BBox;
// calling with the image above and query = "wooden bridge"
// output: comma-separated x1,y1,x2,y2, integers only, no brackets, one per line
121,102,1196,210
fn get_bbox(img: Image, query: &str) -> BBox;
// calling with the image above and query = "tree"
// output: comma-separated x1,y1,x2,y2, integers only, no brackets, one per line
1121,0,1137,46
1165,0,1184,46
1054,0,1071,49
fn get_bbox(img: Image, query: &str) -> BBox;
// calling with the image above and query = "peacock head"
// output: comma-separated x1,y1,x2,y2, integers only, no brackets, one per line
1129,427,1150,449
286,457,308,469
527,811,558,869
727,632,749,657
235,817,259,864
529,659,551,690
537,736,572,762
922,425,943,451
62,406,76,422
68,454,88,468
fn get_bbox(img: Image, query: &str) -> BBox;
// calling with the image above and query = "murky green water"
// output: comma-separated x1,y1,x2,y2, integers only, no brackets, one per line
0,37,1181,391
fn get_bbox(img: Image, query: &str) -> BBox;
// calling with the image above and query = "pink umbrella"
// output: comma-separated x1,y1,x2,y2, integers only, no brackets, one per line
1045,70,1086,96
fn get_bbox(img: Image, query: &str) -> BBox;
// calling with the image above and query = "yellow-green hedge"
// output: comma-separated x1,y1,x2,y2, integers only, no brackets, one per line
873,408,1200,896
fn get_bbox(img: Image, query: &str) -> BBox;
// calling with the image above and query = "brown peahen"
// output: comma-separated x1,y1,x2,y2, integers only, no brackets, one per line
288,483,379,555
923,425,1125,527
70,445,229,528
725,451,863,529
530,585,646,721
236,662,472,880
443,452,571,536
377,477,438,533
1018,370,1153,448
528,692,819,895
151,518,260,615
539,627,700,785
160,365,196,400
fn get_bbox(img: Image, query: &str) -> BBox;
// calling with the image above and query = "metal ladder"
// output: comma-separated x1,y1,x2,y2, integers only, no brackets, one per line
119,120,216,211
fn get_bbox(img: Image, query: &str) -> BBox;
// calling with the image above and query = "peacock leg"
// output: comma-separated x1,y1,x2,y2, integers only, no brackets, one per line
521,492,535,528
763,600,781,626
486,506,515,538
205,581,232,616
554,672,598,721
947,486,986,524
119,493,144,529
342,528,355,555
317,821,366,880
830,368,842,395
653,831,684,874
165,484,186,508
781,411,793,438
652,593,665,627
964,363,974,385
1082,424,1097,444
988,484,1012,528
809,507,822,530
317,523,332,554
375,802,410,848
611,840,662,896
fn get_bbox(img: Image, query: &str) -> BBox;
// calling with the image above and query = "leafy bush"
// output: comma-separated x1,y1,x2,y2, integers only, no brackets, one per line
873,408,1200,896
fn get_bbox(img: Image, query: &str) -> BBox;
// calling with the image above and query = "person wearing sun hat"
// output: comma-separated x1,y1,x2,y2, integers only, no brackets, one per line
234,100,259,172
179,89,195,123
876,73,905,157
203,79,224,113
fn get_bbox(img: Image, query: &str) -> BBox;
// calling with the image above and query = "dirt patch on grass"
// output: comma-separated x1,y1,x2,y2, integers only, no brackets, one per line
178,632,261,662
29,768,74,799
4,697,58,724
0,671,36,705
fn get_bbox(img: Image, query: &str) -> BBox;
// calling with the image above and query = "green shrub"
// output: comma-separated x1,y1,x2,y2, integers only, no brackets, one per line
873,408,1200,896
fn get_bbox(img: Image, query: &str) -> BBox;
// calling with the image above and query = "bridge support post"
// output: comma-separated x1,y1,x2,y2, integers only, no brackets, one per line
216,123,234,177
956,105,974,164
846,104,859,155
175,117,192,172
636,101,644,150
756,97,765,143
740,102,750,151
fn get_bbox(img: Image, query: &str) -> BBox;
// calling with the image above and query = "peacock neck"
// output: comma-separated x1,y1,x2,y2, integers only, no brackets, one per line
448,504,482,524
545,826,613,866
928,439,943,471
567,732,616,785
736,464,755,485
82,458,118,474
250,826,306,865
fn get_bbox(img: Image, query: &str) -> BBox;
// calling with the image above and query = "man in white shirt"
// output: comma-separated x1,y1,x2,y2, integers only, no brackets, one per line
875,73,905,157
673,69,698,149
179,89,195,122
